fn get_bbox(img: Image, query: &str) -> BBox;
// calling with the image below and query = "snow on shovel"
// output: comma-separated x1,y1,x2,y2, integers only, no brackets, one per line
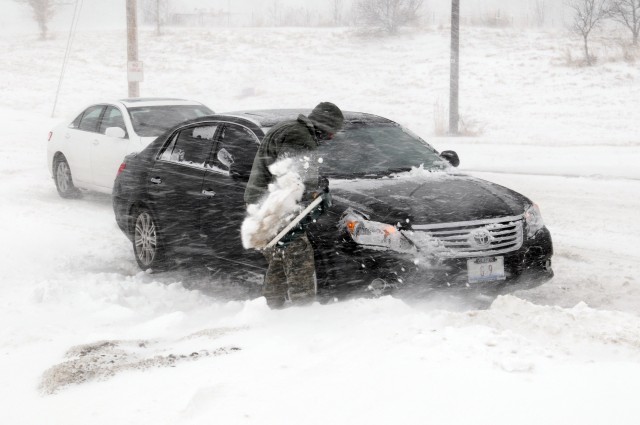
264,195,324,249
241,157,317,250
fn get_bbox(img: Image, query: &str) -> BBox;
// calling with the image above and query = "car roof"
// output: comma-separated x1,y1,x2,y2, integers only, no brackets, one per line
117,97,206,108
220,109,394,128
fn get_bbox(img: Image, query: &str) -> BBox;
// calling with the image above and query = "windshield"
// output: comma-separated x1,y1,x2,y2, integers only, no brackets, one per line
318,122,446,177
128,105,212,137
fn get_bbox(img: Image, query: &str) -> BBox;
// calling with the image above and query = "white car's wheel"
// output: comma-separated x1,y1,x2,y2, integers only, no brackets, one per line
53,156,80,199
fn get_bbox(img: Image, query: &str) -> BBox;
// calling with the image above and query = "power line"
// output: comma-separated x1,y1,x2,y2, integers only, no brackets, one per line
51,0,84,118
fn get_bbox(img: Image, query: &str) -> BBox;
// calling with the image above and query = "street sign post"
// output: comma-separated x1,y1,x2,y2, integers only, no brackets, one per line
127,61,144,83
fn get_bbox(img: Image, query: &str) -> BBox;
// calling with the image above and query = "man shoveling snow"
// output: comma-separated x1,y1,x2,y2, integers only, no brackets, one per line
242,102,344,309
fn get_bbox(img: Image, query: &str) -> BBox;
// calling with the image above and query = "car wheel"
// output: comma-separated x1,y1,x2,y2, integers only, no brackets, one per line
132,207,166,271
53,156,80,198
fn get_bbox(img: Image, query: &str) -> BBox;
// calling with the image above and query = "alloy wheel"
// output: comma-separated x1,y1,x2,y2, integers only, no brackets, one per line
134,211,157,266
56,161,71,193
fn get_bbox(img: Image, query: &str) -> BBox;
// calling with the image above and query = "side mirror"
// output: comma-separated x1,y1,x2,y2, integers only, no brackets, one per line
105,127,126,139
440,150,460,167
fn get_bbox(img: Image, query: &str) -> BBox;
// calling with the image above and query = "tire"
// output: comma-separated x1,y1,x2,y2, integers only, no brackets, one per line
132,207,166,271
53,156,81,199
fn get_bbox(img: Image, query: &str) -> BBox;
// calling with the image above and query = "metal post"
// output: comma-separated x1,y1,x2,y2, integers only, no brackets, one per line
156,0,161,36
127,0,140,98
449,0,460,135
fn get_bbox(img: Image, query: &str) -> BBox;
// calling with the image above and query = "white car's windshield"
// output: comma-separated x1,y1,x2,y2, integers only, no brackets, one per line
318,122,446,177
128,105,212,137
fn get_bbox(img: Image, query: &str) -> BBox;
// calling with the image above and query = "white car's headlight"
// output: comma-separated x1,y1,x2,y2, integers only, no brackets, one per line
341,210,416,252
524,204,545,237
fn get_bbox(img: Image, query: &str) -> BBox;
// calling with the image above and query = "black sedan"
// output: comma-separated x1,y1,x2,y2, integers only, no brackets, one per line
112,110,553,296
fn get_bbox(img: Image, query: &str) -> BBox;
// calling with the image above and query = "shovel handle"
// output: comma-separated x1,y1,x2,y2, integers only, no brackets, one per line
265,195,324,249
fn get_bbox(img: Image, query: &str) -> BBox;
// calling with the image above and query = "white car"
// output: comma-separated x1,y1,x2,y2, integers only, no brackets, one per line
47,98,213,197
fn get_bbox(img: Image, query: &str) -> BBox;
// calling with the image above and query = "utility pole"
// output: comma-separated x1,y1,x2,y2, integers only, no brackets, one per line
449,0,460,135
126,0,140,98
156,0,161,36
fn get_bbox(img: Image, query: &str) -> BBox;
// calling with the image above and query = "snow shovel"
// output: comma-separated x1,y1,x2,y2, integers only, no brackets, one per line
265,195,324,249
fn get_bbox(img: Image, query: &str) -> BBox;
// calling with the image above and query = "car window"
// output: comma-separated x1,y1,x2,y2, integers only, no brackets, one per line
69,112,84,129
159,124,218,168
128,105,213,137
77,105,105,133
99,106,127,137
212,124,260,179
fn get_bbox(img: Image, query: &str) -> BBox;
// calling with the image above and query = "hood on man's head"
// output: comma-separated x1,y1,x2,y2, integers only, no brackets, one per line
308,102,344,134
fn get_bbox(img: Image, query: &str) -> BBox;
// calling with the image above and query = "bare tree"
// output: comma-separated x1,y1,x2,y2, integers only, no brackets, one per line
267,0,281,26
532,0,547,26
282,6,315,26
355,0,424,34
141,0,169,36
333,0,344,25
566,0,610,65
14,0,69,40
609,0,640,44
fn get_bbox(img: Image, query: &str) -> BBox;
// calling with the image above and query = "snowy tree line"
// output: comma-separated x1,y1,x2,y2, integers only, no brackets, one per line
565,0,640,65
12,0,640,61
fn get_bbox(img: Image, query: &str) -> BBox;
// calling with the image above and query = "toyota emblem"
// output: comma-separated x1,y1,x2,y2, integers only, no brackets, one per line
470,229,491,247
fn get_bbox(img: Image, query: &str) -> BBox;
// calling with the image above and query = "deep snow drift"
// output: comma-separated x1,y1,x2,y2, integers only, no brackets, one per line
1,26,640,424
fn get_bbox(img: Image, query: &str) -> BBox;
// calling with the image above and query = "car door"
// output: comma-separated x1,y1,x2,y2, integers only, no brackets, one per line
92,105,132,190
199,122,265,269
65,105,106,184
147,123,220,250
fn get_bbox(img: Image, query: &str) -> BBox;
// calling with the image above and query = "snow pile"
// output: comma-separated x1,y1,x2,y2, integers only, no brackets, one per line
403,164,454,179
241,158,305,249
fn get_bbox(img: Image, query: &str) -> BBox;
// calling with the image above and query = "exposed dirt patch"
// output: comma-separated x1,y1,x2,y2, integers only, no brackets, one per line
40,328,243,394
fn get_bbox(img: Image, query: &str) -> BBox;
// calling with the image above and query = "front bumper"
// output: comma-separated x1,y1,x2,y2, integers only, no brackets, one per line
316,226,553,295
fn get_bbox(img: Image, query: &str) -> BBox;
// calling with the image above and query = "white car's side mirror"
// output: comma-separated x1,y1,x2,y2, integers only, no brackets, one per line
105,127,126,139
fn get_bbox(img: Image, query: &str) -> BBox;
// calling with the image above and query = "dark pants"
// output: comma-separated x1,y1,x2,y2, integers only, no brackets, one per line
262,233,317,309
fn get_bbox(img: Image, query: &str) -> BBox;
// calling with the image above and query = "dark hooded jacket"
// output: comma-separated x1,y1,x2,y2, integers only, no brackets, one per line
244,114,319,205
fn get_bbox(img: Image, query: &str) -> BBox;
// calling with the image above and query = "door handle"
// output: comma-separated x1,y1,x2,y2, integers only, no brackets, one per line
93,139,99,145
202,189,215,197
150,177,162,184
65,133,71,139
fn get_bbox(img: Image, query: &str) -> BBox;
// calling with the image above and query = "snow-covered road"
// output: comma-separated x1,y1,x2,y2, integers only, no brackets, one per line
1,107,640,424
2,26,640,424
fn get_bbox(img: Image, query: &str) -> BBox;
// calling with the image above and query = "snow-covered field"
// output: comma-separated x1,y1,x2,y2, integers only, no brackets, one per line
1,26,640,424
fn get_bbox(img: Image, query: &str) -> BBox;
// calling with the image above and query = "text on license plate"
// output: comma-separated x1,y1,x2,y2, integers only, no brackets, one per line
467,256,506,284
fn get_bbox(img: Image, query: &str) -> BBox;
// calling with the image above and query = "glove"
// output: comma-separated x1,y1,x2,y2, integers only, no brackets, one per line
318,175,331,210
277,183,331,248
318,175,329,192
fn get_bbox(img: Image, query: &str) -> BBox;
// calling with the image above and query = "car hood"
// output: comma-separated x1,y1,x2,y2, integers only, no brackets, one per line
330,172,531,227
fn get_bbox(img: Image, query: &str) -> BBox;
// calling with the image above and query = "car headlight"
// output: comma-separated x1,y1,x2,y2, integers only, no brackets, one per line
524,203,545,238
341,209,416,252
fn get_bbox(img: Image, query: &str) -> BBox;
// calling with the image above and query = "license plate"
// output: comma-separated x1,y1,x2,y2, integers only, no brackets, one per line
467,256,506,284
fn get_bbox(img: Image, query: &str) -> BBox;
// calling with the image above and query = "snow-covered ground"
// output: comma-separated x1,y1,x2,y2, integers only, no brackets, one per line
1,26,640,424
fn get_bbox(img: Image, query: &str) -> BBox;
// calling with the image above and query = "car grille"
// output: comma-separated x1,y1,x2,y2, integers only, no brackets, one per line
407,215,524,258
